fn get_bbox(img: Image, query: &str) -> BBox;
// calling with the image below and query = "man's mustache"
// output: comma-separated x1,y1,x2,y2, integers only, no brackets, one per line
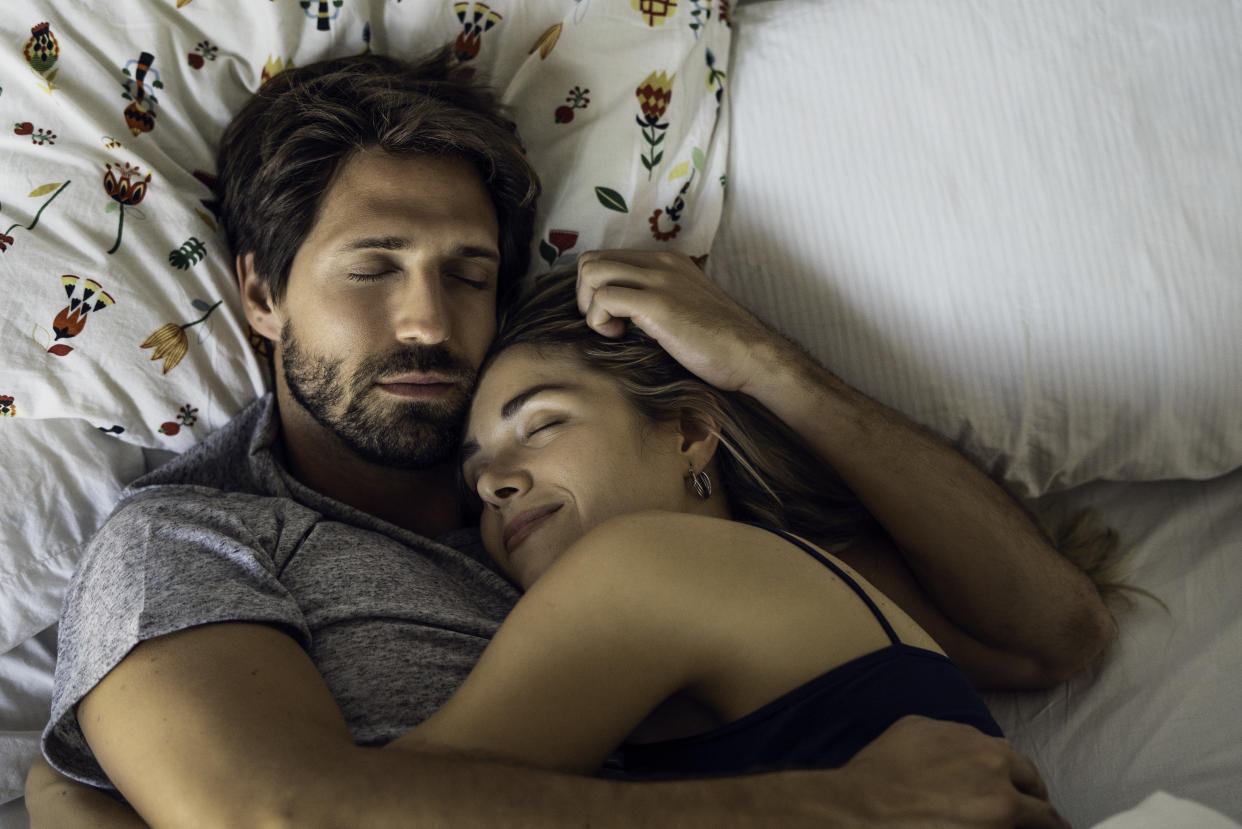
355,345,477,388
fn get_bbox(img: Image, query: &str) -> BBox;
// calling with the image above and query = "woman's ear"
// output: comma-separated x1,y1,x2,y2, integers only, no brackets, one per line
677,408,722,472
237,253,282,340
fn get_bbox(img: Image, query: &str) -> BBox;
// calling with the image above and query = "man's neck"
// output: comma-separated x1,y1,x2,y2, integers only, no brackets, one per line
275,394,465,539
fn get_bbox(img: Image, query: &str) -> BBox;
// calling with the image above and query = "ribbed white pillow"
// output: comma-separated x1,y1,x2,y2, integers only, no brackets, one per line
712,0,1242,496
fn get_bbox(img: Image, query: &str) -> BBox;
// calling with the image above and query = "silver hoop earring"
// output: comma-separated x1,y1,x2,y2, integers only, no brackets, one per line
688,463,712,500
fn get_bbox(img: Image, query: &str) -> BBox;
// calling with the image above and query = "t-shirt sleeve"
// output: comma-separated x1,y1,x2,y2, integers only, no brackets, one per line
41,489,313,788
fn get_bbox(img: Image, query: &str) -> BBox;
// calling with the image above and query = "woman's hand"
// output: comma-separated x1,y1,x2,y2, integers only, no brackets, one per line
25,753,149,828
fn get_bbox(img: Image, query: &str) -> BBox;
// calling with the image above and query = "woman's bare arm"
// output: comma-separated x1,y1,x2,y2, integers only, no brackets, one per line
390,514,715,772
26,755,148,829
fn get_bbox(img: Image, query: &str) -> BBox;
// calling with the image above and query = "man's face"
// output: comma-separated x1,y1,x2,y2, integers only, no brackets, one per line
274,150,501,469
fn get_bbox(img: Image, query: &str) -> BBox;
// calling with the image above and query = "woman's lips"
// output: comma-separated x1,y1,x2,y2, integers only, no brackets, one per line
503,504,563,554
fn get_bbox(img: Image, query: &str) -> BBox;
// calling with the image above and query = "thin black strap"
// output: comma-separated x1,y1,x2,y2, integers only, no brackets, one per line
743,522,902,646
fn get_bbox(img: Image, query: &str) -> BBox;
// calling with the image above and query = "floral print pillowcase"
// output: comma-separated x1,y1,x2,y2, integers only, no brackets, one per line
0,0,731,647
0,0,731,452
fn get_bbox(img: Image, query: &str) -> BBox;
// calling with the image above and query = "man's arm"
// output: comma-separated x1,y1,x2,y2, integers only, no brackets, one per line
575,250,1116,687
73,621,1067,829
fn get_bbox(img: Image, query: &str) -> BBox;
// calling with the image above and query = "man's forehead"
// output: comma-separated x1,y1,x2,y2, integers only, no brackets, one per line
310,154,500,250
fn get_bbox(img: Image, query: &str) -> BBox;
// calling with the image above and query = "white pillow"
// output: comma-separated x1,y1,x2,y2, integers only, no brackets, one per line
711,0,1242,496
0,0,731,651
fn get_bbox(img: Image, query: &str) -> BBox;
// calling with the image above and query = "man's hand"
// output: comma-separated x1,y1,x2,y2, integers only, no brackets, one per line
575,250,784,394
837,716,1070,829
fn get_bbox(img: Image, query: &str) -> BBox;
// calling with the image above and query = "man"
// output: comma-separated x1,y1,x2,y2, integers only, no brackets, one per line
29,49,1103,827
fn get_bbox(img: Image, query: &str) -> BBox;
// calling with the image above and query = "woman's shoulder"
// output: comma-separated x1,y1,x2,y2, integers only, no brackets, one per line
565,512,780,573
557,513,839,618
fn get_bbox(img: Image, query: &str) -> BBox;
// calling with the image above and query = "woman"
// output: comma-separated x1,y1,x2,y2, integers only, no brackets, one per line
386,260,1119,777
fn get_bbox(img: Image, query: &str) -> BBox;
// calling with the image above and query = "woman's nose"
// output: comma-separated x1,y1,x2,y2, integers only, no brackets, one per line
477,463,531,506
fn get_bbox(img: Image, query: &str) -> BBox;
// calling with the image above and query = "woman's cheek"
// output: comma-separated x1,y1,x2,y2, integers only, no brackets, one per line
480,512,504,562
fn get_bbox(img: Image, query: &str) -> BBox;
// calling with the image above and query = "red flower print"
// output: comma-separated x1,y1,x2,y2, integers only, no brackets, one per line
648,208,681,242
103,162,152,254
555,87,590,124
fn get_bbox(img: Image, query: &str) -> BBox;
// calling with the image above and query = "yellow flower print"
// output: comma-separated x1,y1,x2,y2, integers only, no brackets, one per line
140,300,222,374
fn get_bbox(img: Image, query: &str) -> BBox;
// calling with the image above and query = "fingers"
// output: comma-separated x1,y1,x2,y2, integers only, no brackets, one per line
1014,793,1072,829
582,283,657,339
1006,744,1048,801
575,259,652,315
575,249,697,314
1007,747,1070,829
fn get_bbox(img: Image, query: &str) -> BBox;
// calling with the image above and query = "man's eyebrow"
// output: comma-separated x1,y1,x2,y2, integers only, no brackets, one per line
460,383,578,464
337,236,500,262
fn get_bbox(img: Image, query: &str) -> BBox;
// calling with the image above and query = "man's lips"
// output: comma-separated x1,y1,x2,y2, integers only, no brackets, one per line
376,373,461,398
503,504,563,554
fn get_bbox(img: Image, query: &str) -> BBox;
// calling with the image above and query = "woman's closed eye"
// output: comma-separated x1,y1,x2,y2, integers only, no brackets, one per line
525,419,564,440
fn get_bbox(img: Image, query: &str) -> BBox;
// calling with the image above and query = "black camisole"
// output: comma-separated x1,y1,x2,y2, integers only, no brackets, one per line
605,523,1004,778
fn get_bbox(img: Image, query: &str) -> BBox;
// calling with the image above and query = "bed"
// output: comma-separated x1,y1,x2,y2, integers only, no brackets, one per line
2,1,1239,826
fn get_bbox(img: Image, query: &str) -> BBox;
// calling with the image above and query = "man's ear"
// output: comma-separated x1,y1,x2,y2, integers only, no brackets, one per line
677,408,722,471
237,253,282,341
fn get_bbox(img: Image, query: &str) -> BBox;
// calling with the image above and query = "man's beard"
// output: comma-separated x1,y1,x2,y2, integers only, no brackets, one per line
280,322,476,469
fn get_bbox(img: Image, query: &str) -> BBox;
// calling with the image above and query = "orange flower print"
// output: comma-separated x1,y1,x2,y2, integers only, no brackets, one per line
103,162,151,255
454,2,502,61
48,275,116,357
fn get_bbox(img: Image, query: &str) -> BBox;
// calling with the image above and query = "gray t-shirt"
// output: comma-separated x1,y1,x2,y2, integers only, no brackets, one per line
42,394,520,788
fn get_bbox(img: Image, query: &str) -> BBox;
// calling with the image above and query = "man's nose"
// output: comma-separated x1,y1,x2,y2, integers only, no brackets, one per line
394,272,451,345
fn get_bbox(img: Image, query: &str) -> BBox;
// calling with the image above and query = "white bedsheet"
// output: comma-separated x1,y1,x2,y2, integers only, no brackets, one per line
0,623,55,827
985,465,1242,826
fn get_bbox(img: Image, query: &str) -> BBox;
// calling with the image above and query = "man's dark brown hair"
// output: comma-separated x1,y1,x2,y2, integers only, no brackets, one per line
215,47,540,311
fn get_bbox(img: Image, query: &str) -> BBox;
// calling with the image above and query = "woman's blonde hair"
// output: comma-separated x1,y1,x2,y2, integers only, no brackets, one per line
486,265,1150,609
484,266,881,553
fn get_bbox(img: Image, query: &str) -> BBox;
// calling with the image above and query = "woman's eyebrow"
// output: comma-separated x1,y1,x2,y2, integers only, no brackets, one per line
500,383,577,419
460,383,580,463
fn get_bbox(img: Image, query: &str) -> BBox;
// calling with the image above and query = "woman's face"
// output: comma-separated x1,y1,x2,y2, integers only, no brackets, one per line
462,345,688,589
